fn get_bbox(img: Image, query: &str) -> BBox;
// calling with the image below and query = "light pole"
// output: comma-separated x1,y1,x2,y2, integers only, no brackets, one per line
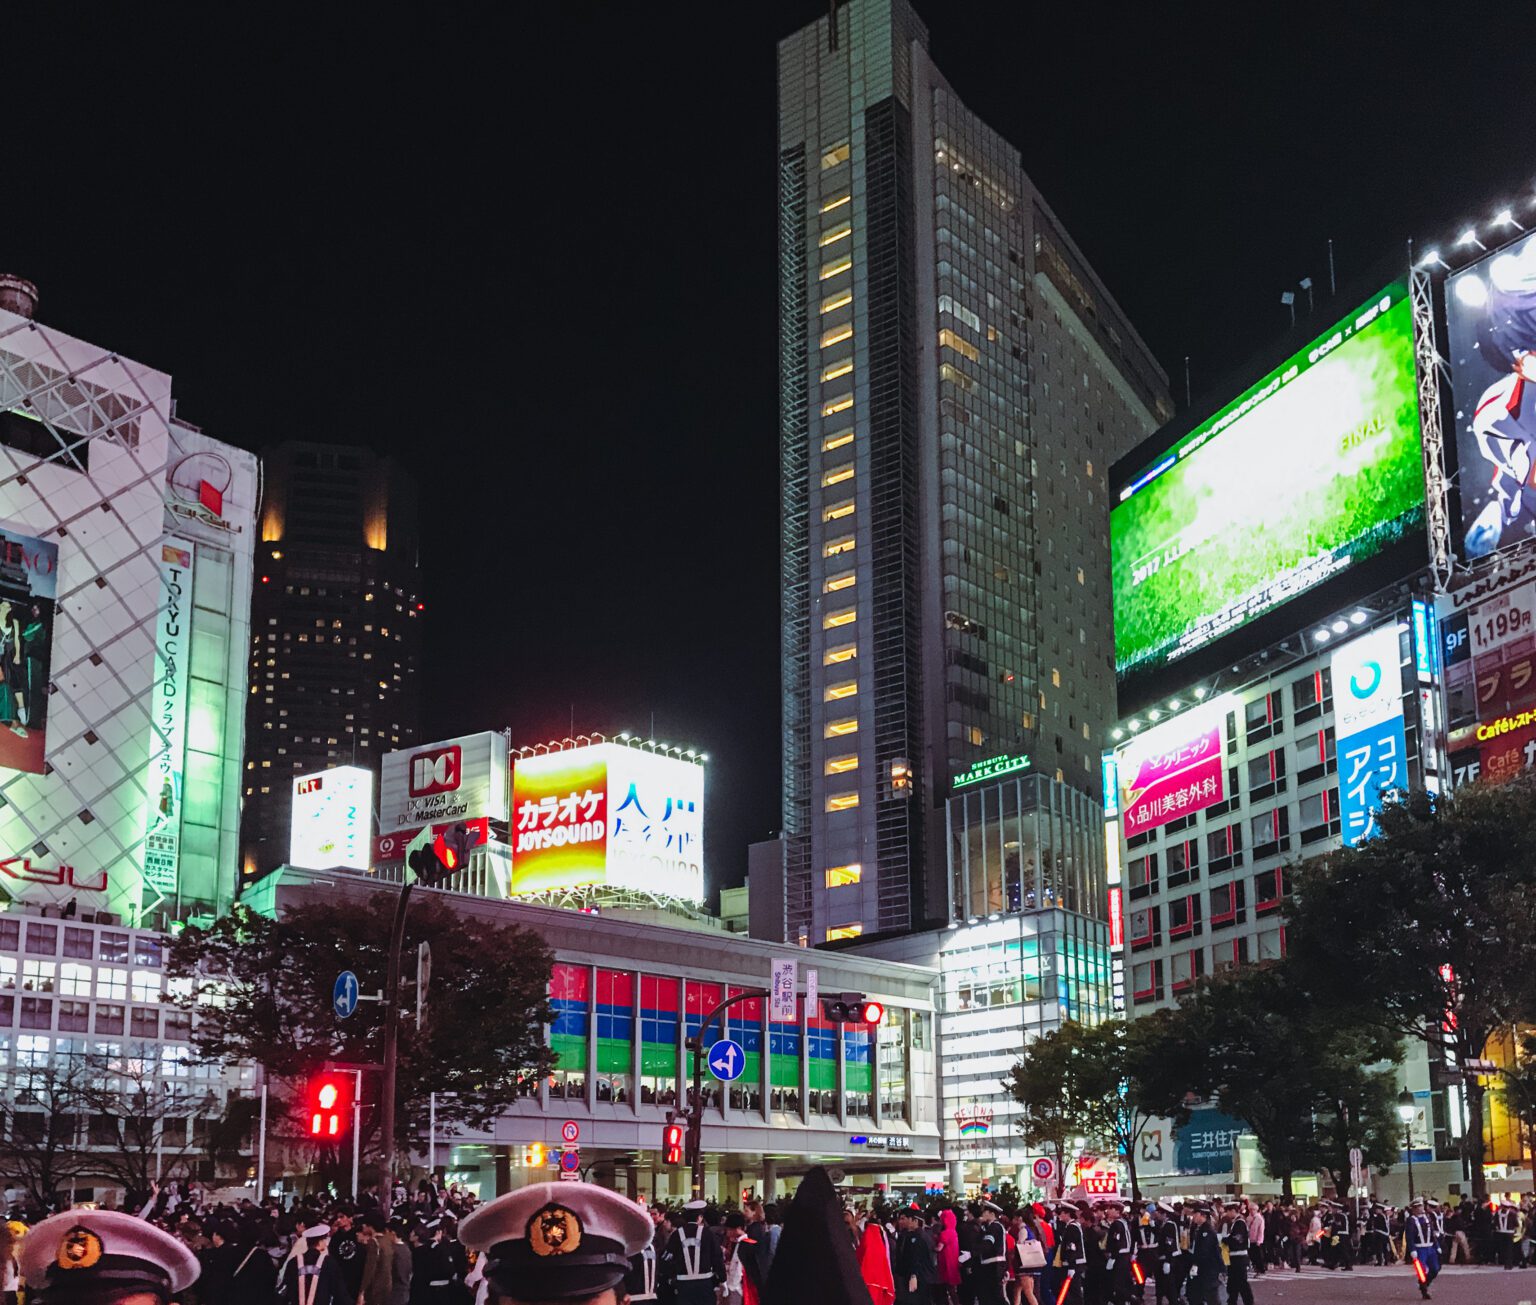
1397,1090,1417,1202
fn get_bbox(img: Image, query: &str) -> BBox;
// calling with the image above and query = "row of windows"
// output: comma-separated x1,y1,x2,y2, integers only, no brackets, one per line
1131,927,1285,1002
0,923,161,966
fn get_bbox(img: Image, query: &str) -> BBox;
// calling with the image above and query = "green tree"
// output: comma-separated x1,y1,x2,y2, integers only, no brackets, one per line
1285,779,1536,1200
0,1057,90,1209
1136,963,1401,1199
1002,1019,1162,1197
166,896,555,1164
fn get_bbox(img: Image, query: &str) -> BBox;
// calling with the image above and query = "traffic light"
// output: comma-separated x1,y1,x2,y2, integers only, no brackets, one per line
405,821,483,886
308,1073,352,1139
523,1143,547,1168
662,1122,684,1166
821,992,884,1024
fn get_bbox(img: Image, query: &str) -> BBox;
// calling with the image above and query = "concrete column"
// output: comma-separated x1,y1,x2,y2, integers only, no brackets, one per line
948,1159,965,1192
763,1158,778,1203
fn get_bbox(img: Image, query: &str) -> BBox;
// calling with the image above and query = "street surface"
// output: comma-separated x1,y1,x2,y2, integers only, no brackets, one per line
1233,1263,1531,1302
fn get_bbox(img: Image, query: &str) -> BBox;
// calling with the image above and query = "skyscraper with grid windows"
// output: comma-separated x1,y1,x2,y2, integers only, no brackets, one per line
762,0,1173,947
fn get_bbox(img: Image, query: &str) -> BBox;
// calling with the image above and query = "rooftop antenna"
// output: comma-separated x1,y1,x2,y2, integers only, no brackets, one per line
1327,239,1336,297
1280,291,1296,328
828,0,839,50
1183,356,1192,410
1299,277,1314,315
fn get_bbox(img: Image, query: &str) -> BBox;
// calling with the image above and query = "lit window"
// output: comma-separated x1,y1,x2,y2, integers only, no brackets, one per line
826,791,860,812
820,193,851,213
822,499,855,522
822,394,853,417
823,606,856,629
938,329,980,362
939,362,974,391
821,324,854,348
824,642,857,664
967,726,984,746
826,717,859,737
1077,567,1085,584
1052,668,1061,687
818,223,852,248
821,142,850,169
821,290,853,314
825,755,859,776
826,922,863,941
821,360,854,383
822,464,854,487
822,429,854,452
825,679,858,701
825,863,862,887
824,570,855,593
824,535,856,558
819,257,852,281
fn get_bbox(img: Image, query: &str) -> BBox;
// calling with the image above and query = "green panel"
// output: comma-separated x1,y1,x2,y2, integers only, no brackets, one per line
742,1052,761,1086
551,1035,587,1070
809,1058,836,1091
846,1062,873,1092
641,1043,677,1076
770,1053,800,1089
596,1039,632,1074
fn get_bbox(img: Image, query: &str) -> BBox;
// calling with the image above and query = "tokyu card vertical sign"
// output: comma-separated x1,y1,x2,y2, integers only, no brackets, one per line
1332,626,1407,847
143,539,195,899
1116,697,1232,839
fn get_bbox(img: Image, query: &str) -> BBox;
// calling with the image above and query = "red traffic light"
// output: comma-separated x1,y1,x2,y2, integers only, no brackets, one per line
662,1123,684,1166
309,1073,352,1139
433,833,458,872
860,1000,885,1025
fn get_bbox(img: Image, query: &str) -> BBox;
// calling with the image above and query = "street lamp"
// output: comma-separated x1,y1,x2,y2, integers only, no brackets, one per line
1397,1090,1417,1201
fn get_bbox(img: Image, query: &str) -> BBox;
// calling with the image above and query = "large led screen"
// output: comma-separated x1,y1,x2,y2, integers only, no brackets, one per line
1448,229,1536,560
0,524,58,776
1112,284,1424,683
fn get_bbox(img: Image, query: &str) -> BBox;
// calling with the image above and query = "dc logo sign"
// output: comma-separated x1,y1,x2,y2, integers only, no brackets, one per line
1350,661,1382,699
410,745,462,797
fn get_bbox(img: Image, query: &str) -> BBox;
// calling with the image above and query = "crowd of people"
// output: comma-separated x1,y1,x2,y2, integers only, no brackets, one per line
4,1176,1536,1305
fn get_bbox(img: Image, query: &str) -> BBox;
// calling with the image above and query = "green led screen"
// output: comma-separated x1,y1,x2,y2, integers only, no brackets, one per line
1111,283,1424,680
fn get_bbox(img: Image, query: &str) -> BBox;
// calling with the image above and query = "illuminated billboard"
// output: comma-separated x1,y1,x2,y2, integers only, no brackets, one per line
510,743,704,901
1447,228,1536,560
1112,285,1424,687
1115,697,1233,839
0,523,58,778
1330,626,1406,846
379,731,509,834
290,766,373,871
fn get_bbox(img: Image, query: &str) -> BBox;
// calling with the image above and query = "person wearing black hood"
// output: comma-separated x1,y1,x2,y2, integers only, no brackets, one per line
761,1167,878,1305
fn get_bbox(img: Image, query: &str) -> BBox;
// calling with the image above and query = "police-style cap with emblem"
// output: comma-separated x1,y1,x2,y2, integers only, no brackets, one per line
20,1209,200,1304
460,1182,652,1302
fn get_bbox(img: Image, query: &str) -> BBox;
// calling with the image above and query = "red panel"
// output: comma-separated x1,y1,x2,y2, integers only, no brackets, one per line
685,981,722,1016
727,986,763,1019
641,974,678,1013
597,969,634,1005
550,962,590,1001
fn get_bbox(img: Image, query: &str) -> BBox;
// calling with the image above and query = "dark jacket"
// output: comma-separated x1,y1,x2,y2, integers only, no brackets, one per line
892,1228,935,1302
1188,1225,1223,1278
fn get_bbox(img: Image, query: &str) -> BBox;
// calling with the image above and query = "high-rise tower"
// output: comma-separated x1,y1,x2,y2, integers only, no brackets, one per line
770,0,1172,944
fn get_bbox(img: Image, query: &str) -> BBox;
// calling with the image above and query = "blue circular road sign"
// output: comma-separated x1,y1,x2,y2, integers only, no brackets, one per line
559,1148,581,1173
707,1038,746,1082
333,970,359,1019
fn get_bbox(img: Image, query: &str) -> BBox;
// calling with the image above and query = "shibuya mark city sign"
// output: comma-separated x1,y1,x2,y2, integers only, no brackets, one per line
953,753,1030,790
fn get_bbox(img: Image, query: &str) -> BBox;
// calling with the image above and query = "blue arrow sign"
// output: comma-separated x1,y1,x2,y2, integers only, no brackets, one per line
333,970,359,1020
707,1037,745,1082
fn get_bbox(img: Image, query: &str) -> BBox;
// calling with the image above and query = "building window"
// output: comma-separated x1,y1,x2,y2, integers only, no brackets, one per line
819,256,853,281
97,968,128,1001
966,726,983,746
938,362,973,391
130,1008,158,1039
822,499,855,523
822,428,854,452
825,864,862,888
821,324,854,348
825,923,863,941
822,394,854,417
824,642,857,664
99,933,129,964
823,570,856,593
94,1004,124,1034
21,961,54,993
825,680,857,701
938,329,979,363
820,290,853,314
823,606,856,629
825,716,858,737
823,535,856,558
825,754,859,775
19,997,51,1030
826,791,859,812
1127,852,1158,897
24,924,56,956
820,142,850,169
58,964,91,998
818,223,852,248
822,464,855,487
820,192,851,212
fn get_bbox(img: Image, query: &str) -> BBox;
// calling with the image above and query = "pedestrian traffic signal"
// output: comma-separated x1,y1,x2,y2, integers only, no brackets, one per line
308,1073,352,1138
821,992,884,1024
662,1123,684,1166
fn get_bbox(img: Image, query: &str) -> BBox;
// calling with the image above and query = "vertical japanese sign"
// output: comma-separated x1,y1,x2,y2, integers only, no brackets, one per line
770,958,797,1022
143,539,195,899
1116,697,1231,839
1332,625,1406,847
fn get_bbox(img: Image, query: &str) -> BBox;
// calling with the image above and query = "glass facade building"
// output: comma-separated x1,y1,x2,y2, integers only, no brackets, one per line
771,0,1171,946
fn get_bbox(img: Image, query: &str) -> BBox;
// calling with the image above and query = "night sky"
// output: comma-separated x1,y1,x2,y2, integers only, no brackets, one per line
7,5,1530,900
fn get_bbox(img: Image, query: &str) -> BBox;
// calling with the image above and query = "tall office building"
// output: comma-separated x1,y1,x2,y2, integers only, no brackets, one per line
241,442,422,874
769,0,1172,945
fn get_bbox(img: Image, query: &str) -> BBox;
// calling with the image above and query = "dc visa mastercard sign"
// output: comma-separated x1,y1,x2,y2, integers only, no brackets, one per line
379,731,509,834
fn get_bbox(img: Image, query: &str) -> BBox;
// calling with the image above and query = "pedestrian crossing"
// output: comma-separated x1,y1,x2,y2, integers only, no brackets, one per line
1255,1263,1510,1281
